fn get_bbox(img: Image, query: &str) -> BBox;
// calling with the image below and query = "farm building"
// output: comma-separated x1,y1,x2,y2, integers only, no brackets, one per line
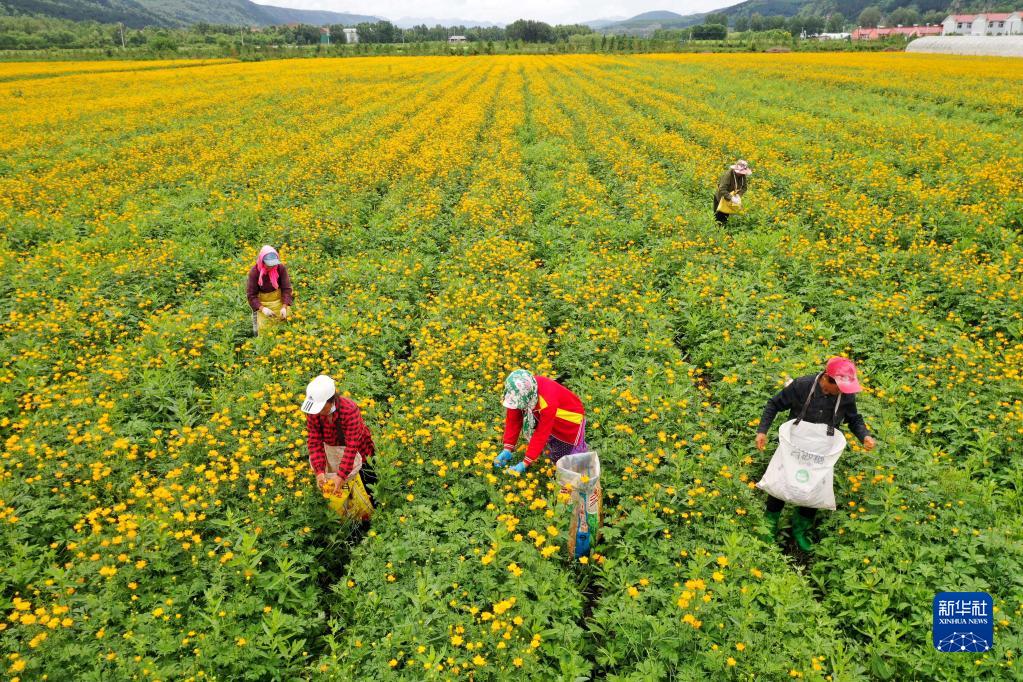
817,32,851,40
448,35,468,43
342,28,359,44
942,13,1023,35
907,35,1023,56
851,25,942,40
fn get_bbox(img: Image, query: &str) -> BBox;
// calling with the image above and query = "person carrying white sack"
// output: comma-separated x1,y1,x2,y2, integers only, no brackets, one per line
754,357,876,551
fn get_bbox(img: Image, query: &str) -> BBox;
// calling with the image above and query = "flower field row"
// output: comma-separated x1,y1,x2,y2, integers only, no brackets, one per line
1,54,1021,681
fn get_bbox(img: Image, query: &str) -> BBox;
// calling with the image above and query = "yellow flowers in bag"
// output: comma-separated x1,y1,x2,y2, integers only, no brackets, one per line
717,193,743,215
325,474,374,522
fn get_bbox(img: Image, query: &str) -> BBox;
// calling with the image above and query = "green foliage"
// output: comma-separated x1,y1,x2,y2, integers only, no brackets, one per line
858,6,883,27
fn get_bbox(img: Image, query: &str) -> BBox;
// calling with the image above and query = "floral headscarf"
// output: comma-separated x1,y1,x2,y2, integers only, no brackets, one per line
503,369,539,437
256,245,281,289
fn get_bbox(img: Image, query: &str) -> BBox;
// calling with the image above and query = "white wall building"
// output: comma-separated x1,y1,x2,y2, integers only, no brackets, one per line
342,28,359,44
942,13,1023,36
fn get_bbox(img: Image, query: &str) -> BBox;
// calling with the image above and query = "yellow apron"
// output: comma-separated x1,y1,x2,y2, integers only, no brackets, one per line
322,444,373,521
254,289,284,335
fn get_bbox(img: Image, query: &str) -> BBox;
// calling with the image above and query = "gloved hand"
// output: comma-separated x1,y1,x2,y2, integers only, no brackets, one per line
280,305,289,320
260,306,275,317
731,194,742,206
493,449,513,468
510,461,527,475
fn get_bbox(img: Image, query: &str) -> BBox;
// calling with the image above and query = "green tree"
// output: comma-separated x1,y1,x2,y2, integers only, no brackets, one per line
888,7,920,26
691,23,727,39
705,12,729,26
148,33,178,53
505,19,555,43
825,12,846,32
858,6,883,28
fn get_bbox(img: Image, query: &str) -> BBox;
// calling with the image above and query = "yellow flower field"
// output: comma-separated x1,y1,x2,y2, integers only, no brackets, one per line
0,53,1021,681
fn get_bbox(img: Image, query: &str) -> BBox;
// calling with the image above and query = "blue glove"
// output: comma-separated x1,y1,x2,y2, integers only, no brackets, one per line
494,449,513,468
510,461,528,475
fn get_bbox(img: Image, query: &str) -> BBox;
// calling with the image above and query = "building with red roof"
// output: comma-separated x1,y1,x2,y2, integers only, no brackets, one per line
851,25,943,40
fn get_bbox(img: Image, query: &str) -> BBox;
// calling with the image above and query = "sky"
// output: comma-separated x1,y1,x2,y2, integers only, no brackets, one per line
251,0,730,25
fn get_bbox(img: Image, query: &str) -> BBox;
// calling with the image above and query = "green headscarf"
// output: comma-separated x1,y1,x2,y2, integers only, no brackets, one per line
503,369,539,437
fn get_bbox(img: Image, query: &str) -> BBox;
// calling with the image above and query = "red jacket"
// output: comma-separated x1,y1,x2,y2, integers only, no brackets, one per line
306,397,374,478
503,376,585,464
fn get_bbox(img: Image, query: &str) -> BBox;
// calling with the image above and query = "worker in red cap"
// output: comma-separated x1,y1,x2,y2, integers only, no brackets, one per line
755,357,876,550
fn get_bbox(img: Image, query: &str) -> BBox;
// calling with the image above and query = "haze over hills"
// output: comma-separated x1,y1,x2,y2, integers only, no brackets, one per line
0,0,963,30
393,17,503,28
0,0,379,27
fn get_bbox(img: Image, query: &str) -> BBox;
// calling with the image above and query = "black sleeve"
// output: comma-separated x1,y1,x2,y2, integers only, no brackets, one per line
757,380,803,434
843,397,870,442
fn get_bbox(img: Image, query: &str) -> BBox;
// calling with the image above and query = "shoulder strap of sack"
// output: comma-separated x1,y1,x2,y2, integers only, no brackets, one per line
794,373,842,436
794,374,820,426
829,392,841,437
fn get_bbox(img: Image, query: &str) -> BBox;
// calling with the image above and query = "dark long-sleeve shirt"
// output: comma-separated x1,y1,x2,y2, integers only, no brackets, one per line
715,169,748,205
757,374,870,442
246,264,294,312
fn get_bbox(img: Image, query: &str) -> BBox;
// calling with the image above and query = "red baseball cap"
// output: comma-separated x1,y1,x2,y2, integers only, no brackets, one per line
825,357,862,394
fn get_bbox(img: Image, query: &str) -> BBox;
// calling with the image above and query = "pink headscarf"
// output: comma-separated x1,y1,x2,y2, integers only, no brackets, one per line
256,245,281,289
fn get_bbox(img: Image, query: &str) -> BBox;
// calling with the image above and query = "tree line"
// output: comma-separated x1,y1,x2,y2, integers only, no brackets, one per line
0,15,595,51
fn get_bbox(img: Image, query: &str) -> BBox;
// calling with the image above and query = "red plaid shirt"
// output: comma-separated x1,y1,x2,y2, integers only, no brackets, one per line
306,397,375,477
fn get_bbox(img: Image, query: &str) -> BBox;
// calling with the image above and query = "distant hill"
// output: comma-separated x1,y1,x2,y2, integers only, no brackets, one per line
0,0,170,27
0,0,380,27
600,9,705,33
628,10,690,21
581,16,628,29
393,16,503,28
598,0,956,33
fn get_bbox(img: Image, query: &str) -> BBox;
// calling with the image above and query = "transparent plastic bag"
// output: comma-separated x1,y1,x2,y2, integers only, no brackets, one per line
556,452,602,559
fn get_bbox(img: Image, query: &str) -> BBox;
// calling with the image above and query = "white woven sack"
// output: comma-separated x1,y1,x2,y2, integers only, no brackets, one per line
757,420,846,510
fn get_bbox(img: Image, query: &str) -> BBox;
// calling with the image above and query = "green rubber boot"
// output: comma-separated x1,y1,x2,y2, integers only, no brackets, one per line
792,513,815,552
763,510,782,543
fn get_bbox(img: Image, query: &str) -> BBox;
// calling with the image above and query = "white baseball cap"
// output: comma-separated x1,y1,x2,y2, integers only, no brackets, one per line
301,375,336,414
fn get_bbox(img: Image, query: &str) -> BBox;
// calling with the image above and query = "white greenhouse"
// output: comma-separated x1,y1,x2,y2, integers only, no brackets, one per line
906,35,1023,56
